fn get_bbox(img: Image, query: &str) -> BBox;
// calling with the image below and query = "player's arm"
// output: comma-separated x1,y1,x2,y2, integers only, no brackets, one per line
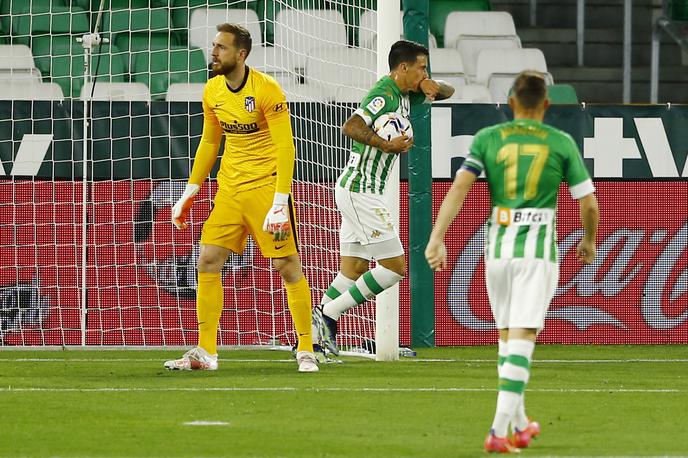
261,81,296,241
342,114,412,154
564,134,599,264
171,90,223,230
419,78,455,101
576,193,599,264
425,169,477,271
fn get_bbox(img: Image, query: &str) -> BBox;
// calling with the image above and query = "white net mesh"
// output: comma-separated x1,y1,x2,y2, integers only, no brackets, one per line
0,0,382,352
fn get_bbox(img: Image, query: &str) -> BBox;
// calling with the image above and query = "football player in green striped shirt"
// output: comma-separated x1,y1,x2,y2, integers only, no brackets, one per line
426,71,599,453
312,40,454,356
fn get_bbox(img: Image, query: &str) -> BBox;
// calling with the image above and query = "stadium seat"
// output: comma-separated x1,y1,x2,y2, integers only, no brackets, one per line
0,44,42,80
547,83,580,104
80,82,152,102
451,84,492,103
247,45,284,73
165,82,205,102
429,47,468,89
32,42,126,98
281,81,328,103
131,46,208,99
359,10,438,50
246,44,301,87
443,11,521,80
189,8,262,63
170,0,253,30
263,0,330,45
106,7,178,69
335,85,368,103
9,5,90,74
306,46,376,101
669,0,688,20
0,80,64,101
429,0,491,47
273,9,347,72
476,48,553,103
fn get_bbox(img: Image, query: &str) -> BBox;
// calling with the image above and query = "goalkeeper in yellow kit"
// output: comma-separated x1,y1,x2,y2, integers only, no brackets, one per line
164,23,318,373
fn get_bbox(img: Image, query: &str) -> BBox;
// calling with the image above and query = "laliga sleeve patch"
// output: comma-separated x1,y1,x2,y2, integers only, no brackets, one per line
366,96,386,115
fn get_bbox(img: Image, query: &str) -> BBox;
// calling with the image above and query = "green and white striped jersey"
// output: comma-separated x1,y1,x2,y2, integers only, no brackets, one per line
462,118,594,262
338,76,412,194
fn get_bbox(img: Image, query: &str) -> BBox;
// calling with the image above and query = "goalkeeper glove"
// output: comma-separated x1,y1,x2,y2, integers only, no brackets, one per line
171,183,200,230
262,192,291,242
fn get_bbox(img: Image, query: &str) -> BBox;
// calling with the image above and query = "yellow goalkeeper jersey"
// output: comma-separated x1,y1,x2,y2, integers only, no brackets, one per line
192,67,295,194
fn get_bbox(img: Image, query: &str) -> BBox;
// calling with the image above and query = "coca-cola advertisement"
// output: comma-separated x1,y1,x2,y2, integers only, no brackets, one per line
426,181,688,345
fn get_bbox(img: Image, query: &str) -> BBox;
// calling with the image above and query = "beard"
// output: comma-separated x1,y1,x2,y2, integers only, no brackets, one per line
212,60,236,76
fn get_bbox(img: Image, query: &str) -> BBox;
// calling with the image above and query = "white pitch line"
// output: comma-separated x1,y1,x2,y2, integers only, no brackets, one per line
183,421,229,426
411,358,688,363
1,357,687,363
0,387,681,393
0,358,297,363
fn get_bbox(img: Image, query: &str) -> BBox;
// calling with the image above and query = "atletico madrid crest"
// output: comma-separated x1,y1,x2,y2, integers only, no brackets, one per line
245,96,255,112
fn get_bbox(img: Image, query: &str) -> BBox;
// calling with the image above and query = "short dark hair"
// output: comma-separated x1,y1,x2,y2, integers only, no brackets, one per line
388,39,429,70
511,71,547,109
216,23,252,57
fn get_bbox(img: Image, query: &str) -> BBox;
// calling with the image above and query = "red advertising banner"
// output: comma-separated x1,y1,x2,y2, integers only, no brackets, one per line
0,180,685,346
427,181,688,345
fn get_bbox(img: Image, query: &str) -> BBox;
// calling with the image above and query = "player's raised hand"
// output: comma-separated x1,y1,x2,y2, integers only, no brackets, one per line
425,237,448,272
419,78,440,100
383,134,414,154
263,192,291,242
172,183,200,230
576,238,596,264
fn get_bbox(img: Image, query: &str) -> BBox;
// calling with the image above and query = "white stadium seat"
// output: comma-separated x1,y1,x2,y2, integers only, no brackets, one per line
80,82,151,102
165,83,206,102
429,47,467,89
246,45,283,73
274,9,347,72
451,84,492,103
0,44,42,80
0,81,64,101
306,46,376,102
189,8,262,63
475,48,553,103
443,11,521,80
281,81,328,103
359,10,437,50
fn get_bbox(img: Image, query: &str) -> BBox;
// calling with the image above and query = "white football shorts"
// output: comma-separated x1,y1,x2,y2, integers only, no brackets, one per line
485,258,559,330
335,186,404,261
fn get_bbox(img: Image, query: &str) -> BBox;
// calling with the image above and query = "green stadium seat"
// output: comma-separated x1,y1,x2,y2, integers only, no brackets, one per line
429,0,491,47
104,8,179,70
547,84,579,104
10,5,89,48
69,0,93,10
32,42,126,98
105,7,171,37
131,46,207,99
668,0,688,20
9,4,90,85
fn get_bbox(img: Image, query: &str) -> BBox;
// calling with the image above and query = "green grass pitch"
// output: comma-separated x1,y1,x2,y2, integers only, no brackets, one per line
0,345,686,457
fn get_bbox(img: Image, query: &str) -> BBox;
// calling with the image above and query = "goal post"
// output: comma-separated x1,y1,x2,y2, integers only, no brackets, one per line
375,0,401,362
0,0,412,357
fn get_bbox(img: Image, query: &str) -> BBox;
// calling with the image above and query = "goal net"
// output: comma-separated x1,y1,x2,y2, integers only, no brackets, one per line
0,0,397,356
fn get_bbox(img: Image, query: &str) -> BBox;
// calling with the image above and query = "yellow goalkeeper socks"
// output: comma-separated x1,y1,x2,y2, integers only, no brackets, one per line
284,276,313,352
197,272,223,355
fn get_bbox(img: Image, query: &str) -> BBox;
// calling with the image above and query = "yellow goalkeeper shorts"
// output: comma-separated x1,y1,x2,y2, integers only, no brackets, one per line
200,182,299,258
